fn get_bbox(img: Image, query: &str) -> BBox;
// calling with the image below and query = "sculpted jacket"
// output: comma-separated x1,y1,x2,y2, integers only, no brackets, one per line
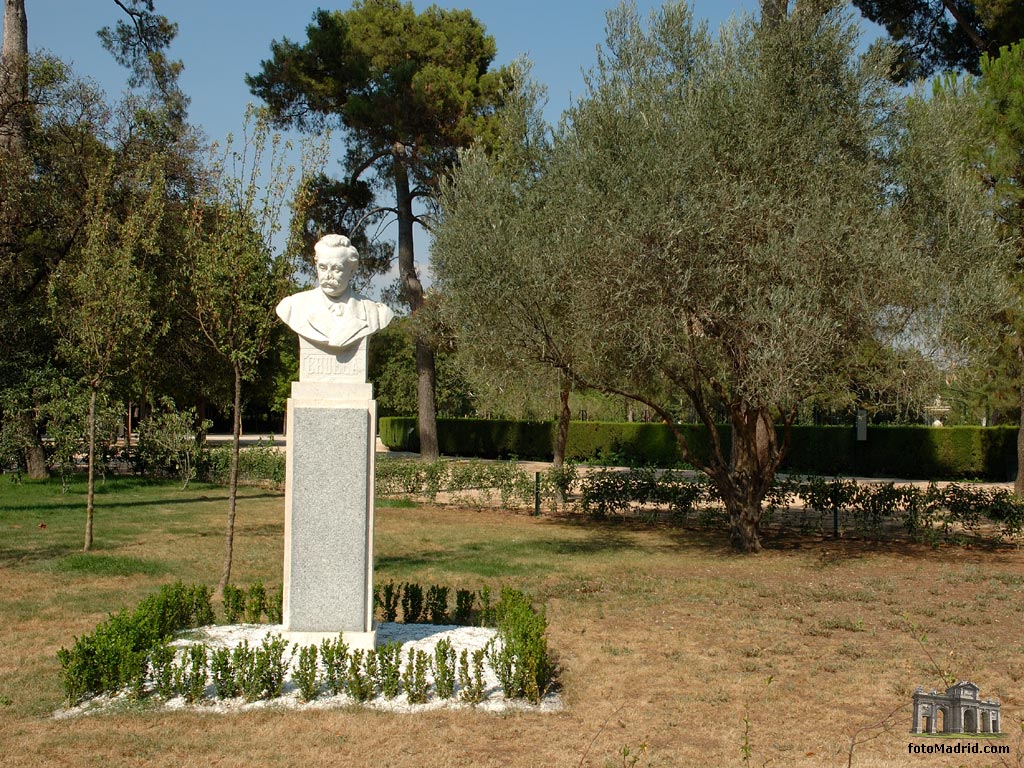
276,289,395,349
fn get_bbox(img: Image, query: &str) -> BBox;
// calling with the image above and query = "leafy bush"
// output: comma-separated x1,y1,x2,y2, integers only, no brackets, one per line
458,648,487,705
401,582,424,624
488,588,554,704
402,648,430,704
375,641,403,699
245,581,267,624
222,585,246,624
319,636,348,696
294,644,319,702
202,439,285,488
433,639,456,699
56,581,215,705
426,585,449,624
134,398,211,488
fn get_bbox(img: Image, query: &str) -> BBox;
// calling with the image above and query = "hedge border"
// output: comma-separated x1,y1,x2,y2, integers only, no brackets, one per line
378,418,1018,481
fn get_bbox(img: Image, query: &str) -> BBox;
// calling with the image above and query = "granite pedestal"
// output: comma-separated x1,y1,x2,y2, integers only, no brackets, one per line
282,336,377,649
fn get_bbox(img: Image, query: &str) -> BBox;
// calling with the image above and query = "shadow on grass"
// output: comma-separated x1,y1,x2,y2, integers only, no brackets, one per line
0,491,282,515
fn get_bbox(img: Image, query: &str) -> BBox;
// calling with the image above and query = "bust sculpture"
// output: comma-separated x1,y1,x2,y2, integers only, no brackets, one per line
276,234,395,350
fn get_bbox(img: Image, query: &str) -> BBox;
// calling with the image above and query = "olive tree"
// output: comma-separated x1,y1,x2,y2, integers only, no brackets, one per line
434,1,1008,552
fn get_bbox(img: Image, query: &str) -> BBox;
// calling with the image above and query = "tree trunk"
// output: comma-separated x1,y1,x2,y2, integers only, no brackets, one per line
1016,342,1024,496
15,410,48,478
84,386,96,551
714,402,780,553
553,376,571,469
415,338,439,459
392,149,438,460
0,0,28,157
217,362,242,596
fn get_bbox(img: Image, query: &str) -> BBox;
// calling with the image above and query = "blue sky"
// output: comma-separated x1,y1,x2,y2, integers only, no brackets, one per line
21,1,878,293
26,1,768,142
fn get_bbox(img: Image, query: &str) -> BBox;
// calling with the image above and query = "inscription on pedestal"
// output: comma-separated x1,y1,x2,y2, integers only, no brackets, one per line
298,336,367,383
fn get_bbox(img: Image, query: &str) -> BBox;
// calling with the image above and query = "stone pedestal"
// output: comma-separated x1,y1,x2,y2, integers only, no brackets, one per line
282,337,377,649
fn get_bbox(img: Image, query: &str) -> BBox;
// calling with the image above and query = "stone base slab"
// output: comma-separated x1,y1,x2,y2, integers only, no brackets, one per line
282,628,377,651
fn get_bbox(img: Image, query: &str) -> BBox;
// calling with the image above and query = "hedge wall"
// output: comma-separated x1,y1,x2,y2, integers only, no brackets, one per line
377,418,1019,480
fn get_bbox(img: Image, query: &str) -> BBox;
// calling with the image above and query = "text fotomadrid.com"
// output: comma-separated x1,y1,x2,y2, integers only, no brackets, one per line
908,742,1009,755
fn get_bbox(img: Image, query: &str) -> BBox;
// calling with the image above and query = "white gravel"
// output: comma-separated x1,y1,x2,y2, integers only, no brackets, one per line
55,622,561,718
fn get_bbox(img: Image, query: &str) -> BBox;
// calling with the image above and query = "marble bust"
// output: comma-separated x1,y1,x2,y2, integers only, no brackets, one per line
276,234,394,350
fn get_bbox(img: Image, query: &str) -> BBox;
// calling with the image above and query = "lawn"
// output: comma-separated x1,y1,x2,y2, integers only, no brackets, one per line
1,475,1022,767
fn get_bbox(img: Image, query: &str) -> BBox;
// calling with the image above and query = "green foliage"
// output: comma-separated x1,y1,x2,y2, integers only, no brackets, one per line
202,440,286,488
319,636,349,696
401,648,430,705
458,648,487,706
433,638,456,700
56,581,214,705
426,585,450,625
454,589,475,625
245,581,267,624
267,585,283,624
210,646,239,700
376,581,400,622
294,644,319,702
488,588,553,704
222,585,246,624
150,638,176,699
346,649,373,703
134,398,211,489
174,644,208,704
375,641,403,700
400,582,424,624
379,418,1020,481
851,0,1024,82
235,634,292,702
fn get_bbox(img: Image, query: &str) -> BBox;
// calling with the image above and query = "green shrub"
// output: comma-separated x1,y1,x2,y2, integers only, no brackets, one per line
202,440,286,488
346,649,373,702
375,641,403,699
222,585,246,624
426,585,450,624
56,581,214,705
402,648,430,704
294,644,319,702
433,639,456,699
210,646,238,699
134,399,211,488
379,418,1019,480
319,636,348,696
245,581,267,624
175,644,208,703
401,582,424,623
454,589,475,625
376,581,400,622
488,588,554,704
458,648,487,705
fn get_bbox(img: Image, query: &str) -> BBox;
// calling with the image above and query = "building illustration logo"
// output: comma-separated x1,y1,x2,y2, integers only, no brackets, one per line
911,681,1000,735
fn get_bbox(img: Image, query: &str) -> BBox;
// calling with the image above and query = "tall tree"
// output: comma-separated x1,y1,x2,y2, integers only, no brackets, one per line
247,0,510,460
433,64,580,467
851,0,1024,81
976,42,1024,490
0,0,28,155
48,160,164,550
435,1,1008,552
98,0,189,133
185,113,322,594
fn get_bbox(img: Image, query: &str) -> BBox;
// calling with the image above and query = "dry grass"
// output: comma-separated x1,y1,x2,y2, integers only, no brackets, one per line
2,477,1024,767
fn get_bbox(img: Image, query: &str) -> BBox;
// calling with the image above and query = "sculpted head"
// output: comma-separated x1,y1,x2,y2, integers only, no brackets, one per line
314,234,359,300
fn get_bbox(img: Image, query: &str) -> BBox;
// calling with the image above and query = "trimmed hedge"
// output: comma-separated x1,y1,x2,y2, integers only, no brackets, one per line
378,417,1019,481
